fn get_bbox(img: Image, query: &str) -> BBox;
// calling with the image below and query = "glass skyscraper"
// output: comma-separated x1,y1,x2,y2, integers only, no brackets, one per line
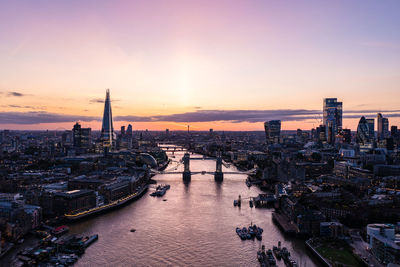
357,116,373,145
100,89,115,148
73,122,91,149
264,120,281,143
366,118,375,141
377,113,389,140
323,98,342,143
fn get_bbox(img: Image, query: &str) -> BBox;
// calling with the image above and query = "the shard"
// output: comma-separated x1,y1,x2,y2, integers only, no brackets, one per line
101,89,115,148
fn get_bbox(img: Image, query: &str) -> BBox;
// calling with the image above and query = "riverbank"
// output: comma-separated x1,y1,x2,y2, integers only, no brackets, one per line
64,185,148,221
272,212,297,235
306,238,364,267
305,239,333,267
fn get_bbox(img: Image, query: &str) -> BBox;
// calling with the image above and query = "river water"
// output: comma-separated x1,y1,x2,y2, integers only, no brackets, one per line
68,150,320,267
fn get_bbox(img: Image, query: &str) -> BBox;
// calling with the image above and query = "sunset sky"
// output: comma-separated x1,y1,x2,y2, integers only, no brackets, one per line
1,0,400,131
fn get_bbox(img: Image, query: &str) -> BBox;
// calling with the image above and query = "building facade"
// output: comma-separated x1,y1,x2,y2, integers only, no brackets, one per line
323,98,343,143
264,120,281,143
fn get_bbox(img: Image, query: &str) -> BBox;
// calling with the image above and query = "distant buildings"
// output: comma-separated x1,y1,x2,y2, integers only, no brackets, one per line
118,124,134,149
264,120,281,143
320,222,343,239
377,113,389,140
336,129,351,144
323,98,342,144
100,89,116,149
357,116,374,145
72,122,91,150
127,124,133,136
367,118,375,140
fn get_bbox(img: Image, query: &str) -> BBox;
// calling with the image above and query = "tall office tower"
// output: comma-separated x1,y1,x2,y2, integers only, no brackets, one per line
382,118,389,139
121,126,125,136
391,126,398,137
72,122,92,149
316,125,326,142
377,113,389,140
357,116,374,144
100,89,115,148
377,113,383,139
264,120,281,143
323,98,343,141
127,124,133,137
366,118,375,141
61,130,73,147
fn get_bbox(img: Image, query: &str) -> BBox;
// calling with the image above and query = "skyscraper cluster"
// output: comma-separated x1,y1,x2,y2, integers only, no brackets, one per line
117,124,133,149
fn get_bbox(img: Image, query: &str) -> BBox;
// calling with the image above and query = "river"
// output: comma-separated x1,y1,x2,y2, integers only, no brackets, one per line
67,150,320,267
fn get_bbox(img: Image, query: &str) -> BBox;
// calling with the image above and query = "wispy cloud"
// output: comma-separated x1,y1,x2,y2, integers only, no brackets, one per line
2,104,47,110
8,91,25,97
89,98,104,104
89,98,120,104
0,112,99,124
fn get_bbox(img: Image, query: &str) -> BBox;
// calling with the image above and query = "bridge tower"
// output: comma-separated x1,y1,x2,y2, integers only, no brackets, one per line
214,153,223,182
182,152,191,182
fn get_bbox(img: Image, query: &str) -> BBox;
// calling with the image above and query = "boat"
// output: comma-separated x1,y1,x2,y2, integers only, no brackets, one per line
163,184,171,190
233,200,238,206
81,234,98,248
246,178,251,187
52,225,69,236
236,227,241,235
236,227,247,240
130,228,136,232
201,171,206,175
249,200,253,208
158,189,166,196
242,227,251,239
282,247,298,266
273,246,282,260
267,249,276,266
150,184,170,197
257,245,267,267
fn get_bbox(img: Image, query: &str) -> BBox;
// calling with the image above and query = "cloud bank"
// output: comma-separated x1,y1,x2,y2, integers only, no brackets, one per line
1,109,400,125
0,112,98,124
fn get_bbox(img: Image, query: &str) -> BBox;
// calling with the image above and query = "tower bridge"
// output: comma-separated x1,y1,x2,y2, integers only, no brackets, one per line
182,152,223,182
153,153,256,182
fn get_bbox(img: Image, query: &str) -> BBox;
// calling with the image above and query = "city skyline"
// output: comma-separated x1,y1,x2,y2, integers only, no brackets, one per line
1,1,400,130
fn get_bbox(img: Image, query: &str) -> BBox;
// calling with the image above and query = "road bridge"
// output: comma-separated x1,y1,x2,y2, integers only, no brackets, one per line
152,152,256,182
